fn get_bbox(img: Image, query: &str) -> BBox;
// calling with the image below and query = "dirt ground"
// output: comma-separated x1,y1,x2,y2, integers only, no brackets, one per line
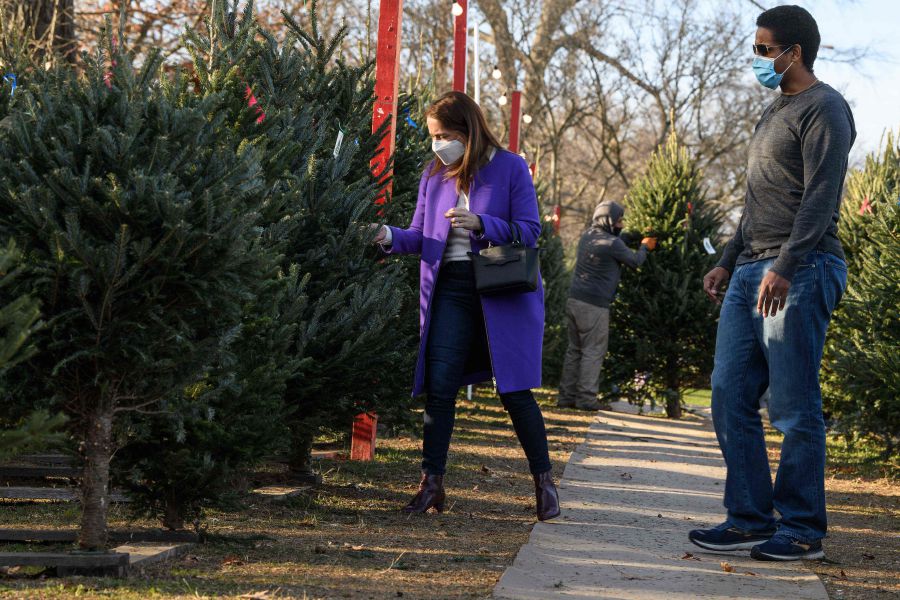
762,435,900,600
1,390,896,599
0,389,594,599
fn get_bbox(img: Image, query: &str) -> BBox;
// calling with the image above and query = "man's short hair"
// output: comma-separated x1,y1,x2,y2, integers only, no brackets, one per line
756,5,821,73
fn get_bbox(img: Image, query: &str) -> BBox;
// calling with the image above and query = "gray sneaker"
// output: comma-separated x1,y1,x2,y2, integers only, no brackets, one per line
576,399,604,411
557,396,576,408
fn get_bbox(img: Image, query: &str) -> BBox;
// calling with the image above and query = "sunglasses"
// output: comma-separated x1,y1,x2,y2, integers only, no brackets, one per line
752,43,794,56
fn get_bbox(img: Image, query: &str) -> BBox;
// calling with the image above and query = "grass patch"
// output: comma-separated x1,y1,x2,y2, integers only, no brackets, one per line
683,388,712,407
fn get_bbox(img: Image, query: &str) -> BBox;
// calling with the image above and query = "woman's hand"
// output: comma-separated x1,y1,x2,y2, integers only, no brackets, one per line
445,207,482,232
369,223,388,244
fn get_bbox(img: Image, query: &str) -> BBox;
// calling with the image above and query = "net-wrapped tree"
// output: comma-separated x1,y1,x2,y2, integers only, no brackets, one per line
0,33,276,548
821,132,899,454
606,132,723,418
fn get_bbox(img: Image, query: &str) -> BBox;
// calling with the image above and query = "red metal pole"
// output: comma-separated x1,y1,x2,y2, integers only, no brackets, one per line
371,0,404,206
508,90,522,153
354,0,404,462
453,0,468,93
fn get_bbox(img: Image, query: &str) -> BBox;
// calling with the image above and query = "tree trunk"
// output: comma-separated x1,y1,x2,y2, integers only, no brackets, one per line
665,391,682,419
289,429,321,484
162,493,186,531
78,408,113,550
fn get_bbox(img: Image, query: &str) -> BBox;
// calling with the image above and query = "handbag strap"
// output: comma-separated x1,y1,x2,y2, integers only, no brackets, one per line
507,221,524,246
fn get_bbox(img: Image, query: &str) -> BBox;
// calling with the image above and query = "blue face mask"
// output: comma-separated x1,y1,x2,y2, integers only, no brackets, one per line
752,45,794,89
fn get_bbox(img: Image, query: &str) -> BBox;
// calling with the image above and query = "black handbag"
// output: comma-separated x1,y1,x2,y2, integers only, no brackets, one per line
468,222,541,296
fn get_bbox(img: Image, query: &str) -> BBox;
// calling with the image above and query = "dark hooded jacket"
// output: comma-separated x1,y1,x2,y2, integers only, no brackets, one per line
568,201,648,308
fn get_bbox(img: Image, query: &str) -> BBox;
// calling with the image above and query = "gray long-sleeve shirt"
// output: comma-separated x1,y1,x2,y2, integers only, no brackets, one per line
717,82,856,280
568,228,647,308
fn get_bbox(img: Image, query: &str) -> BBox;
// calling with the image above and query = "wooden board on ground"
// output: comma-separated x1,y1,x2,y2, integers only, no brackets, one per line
0,487,129,503
0,528,199,544
251,485,310,501
0,466,81,479
0,551,129,577
111,543,193,568
4,454,76,466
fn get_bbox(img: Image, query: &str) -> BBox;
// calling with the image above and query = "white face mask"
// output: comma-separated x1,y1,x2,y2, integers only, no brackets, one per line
432,139,466,165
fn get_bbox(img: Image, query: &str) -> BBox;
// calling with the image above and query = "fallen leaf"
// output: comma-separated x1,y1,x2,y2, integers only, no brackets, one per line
862,553,875,560
222,555,244,567
620,472,633,480
720,561,734,573
681,552,700,561
744,571,758,576
839,569,848,580
481,465,492,474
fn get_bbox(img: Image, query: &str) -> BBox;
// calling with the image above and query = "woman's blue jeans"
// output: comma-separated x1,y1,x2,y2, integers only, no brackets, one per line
711,251,847,543
422,261,552,476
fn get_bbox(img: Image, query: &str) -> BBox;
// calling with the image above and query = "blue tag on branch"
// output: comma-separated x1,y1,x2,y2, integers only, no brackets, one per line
2,74,16,96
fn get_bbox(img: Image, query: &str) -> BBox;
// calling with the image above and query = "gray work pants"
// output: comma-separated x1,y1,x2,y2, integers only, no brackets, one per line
559,298,610,406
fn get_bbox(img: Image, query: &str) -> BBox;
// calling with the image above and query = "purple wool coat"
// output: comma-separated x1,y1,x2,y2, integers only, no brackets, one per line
387,149,545,396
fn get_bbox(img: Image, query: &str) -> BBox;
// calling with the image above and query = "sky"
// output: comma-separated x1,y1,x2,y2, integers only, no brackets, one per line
793,0,900,161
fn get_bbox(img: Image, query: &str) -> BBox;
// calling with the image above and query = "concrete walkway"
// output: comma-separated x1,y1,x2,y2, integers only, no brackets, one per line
494,409,828,600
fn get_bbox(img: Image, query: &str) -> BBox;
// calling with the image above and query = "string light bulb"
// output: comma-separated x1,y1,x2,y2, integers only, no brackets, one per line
492,65,502,80
451,1,464,17
499,92,508,106
523,114,533,124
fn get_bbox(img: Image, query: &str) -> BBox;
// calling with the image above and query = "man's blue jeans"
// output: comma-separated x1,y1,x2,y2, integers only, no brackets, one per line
711,251,847,543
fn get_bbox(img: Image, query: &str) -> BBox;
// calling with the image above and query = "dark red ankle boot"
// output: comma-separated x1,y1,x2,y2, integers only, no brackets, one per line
403,472,446,513
533,470,560,521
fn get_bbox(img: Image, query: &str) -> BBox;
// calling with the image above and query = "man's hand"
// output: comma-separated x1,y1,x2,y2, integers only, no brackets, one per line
445,207,482,232
703,266,730,304
369,223,387,244
757,270,791,318
641,237,658,251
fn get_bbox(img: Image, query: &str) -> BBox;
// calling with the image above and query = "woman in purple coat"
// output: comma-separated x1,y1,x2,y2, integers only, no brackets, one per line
372,91,560,521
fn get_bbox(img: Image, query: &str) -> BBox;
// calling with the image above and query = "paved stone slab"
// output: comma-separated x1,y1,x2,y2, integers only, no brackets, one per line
111,543,193,568
494,411,828,600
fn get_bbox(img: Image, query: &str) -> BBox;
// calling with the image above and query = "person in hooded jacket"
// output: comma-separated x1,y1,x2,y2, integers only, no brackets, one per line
558,201,656,410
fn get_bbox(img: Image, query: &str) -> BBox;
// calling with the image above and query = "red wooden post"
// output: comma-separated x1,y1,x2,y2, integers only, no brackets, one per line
452,0,468,93
371,0,404,206
351,413,379,461
508,90,522,153
352,0,404,462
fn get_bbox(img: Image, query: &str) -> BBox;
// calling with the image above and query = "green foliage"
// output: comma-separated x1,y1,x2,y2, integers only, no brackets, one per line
113,1,428,527
0,240,66,460
822,131,900,454
606,133,723,417
0,27,278,542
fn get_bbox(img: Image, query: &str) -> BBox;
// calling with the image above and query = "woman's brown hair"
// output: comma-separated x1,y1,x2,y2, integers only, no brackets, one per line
425,91,503,194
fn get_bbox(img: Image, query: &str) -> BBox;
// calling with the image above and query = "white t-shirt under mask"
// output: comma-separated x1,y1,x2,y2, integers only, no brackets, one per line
443,147,497,263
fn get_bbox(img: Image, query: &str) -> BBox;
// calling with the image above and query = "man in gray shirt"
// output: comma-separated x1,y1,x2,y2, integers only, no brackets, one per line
558,201,655,410
689,5,855,562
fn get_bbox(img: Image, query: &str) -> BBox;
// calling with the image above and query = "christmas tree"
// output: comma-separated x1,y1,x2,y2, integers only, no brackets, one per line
180,1,424,476
0,31,275,548
822,132,899,454
607,132,723,418
537,178,570,386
